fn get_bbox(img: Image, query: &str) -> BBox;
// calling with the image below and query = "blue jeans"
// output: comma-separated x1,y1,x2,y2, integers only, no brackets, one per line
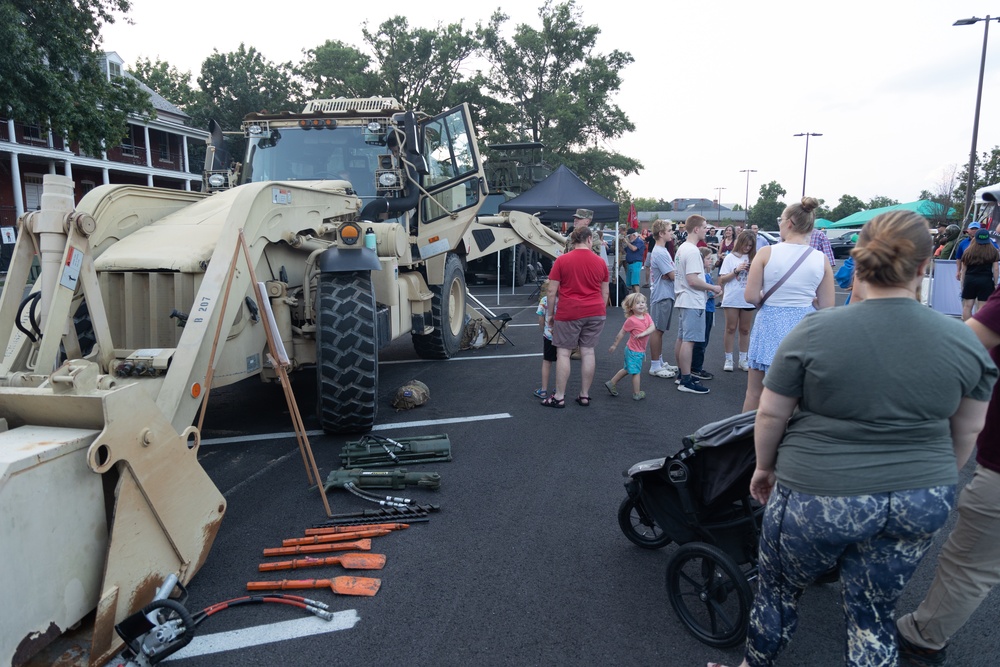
746,484,955,667
691,309,714,372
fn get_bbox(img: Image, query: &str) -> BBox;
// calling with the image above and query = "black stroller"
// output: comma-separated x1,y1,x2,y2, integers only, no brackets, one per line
618,411,762,648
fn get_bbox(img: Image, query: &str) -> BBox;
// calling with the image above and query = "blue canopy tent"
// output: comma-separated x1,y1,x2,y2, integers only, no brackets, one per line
826,200,956,228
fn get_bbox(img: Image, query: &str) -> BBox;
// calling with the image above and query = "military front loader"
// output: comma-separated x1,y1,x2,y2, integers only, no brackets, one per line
0,98,563,665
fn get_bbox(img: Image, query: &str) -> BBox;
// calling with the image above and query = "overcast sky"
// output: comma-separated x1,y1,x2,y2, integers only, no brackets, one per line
103,0,1000,210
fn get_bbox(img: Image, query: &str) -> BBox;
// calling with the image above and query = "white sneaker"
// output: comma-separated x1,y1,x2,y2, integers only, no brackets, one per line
739,359,750,371
723,359,734,372
653,367,678,378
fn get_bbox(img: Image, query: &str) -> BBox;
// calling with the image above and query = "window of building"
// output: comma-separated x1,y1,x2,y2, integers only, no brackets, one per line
158,132,171,162
109,62,122,79
81,180,95,195
24,175,44,210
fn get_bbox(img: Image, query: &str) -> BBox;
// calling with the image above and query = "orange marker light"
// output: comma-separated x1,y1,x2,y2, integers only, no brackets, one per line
191,383,202,398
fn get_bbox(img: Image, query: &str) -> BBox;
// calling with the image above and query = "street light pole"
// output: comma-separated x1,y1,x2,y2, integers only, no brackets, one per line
793,132,822,198
714,187,726,223
739,169,756,227
954,16,1000,221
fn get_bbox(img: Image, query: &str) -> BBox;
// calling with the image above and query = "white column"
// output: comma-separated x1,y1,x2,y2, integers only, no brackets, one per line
6,118,14,141
47,160,56,174
147,174,154,187
182,135,190,173
102,167,109,184
143,125,152,168
10,153,24,217
64,160,72,180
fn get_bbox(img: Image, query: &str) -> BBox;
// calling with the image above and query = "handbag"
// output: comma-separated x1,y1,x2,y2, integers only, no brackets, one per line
759,246,813,305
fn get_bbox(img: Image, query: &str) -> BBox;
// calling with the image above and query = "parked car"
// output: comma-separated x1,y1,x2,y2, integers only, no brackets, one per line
826,228,862,259
758,230,779,245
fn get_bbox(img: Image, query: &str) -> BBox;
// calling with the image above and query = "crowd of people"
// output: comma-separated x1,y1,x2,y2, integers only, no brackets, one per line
533,203,1000,667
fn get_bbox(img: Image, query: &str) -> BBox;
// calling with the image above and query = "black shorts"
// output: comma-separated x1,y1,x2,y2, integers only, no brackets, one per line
961,274,996,302
542,337,557,362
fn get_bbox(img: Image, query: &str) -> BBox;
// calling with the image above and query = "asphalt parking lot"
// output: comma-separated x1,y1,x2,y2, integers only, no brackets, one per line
146,273,1000,667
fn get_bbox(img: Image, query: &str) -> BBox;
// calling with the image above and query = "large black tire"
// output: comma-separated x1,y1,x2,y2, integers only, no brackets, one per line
665,542,753,648
618,496,672,549
316,271,378,434
413,253,466,359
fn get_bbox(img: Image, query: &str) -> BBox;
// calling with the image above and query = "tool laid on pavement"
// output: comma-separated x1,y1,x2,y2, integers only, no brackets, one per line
324,468,442,491
311,505,439,528
340,434,452,468
304,522,409,536
247,577,382,597
258,553,386,572
263,538,372,557
280,528,390,546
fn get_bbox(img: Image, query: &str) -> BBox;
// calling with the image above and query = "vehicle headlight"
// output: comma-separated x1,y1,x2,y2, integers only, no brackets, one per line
208,174,225,188
378,172,398,187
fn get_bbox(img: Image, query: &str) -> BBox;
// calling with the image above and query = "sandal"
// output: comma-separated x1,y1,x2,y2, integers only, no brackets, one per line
575,396,591,407
533,388,548,399
540,395,565,409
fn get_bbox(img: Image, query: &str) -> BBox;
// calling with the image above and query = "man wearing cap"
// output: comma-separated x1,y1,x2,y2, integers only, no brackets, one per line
563,209,603,256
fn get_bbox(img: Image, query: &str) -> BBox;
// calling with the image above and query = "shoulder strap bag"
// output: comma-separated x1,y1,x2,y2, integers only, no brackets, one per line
759,246,813,305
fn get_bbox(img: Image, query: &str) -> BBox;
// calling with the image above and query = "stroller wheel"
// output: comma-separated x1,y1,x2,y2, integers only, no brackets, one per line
618,496,671,549
665,542,753,648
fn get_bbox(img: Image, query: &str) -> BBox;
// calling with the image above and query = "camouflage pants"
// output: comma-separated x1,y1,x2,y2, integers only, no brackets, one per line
745,484,955,667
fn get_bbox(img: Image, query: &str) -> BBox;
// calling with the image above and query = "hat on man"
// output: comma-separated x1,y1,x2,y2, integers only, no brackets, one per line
976,229,992,245
968,221,982,230
573,208,594,220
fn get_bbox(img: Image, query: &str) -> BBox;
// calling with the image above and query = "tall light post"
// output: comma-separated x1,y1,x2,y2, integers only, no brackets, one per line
793,132,822,198
740,169,757,227
715,187,727,223
954,16,1000,221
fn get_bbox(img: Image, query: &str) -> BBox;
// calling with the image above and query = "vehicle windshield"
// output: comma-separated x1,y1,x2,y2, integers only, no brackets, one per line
241,125,387,200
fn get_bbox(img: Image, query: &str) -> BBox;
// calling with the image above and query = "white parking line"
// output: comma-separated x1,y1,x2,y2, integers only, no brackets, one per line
200,413,513,446
165,611,359,661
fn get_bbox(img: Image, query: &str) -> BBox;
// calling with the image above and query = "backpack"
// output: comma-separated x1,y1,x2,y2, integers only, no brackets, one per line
392,380,430,410
460,319,487,350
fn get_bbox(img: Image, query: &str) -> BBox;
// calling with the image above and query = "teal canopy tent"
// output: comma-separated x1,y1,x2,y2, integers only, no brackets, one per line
814,218,834,229
826,200,956,228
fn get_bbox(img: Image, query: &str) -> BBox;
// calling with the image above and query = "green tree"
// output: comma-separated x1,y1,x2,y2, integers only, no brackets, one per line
0,0,154,155
194,44,302,158
297,40,381,99
361,17,482,112
481,0,640,197
954,146,1000,216
631,197,660,212
748,181,786,231
829,194,866,222
866,195,900,210
129,57,197,109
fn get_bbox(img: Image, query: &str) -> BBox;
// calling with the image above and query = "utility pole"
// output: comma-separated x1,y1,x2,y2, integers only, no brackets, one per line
739,169,756,227
793,132,822,198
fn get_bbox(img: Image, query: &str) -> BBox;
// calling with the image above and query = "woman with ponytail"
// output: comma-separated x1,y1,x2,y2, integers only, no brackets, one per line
722,210,998,667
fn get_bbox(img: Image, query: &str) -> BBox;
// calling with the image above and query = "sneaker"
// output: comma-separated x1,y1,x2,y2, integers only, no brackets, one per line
691,369,714,381
533,388,548,399
739,359,750,371
897,630,946,667
652,367,677,378
632,391,646,401
723,359,734,372
604,380,618,397
678,378,710,394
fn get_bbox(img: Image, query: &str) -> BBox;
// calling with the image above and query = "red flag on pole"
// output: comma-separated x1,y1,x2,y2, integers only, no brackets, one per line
628,203,639,230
